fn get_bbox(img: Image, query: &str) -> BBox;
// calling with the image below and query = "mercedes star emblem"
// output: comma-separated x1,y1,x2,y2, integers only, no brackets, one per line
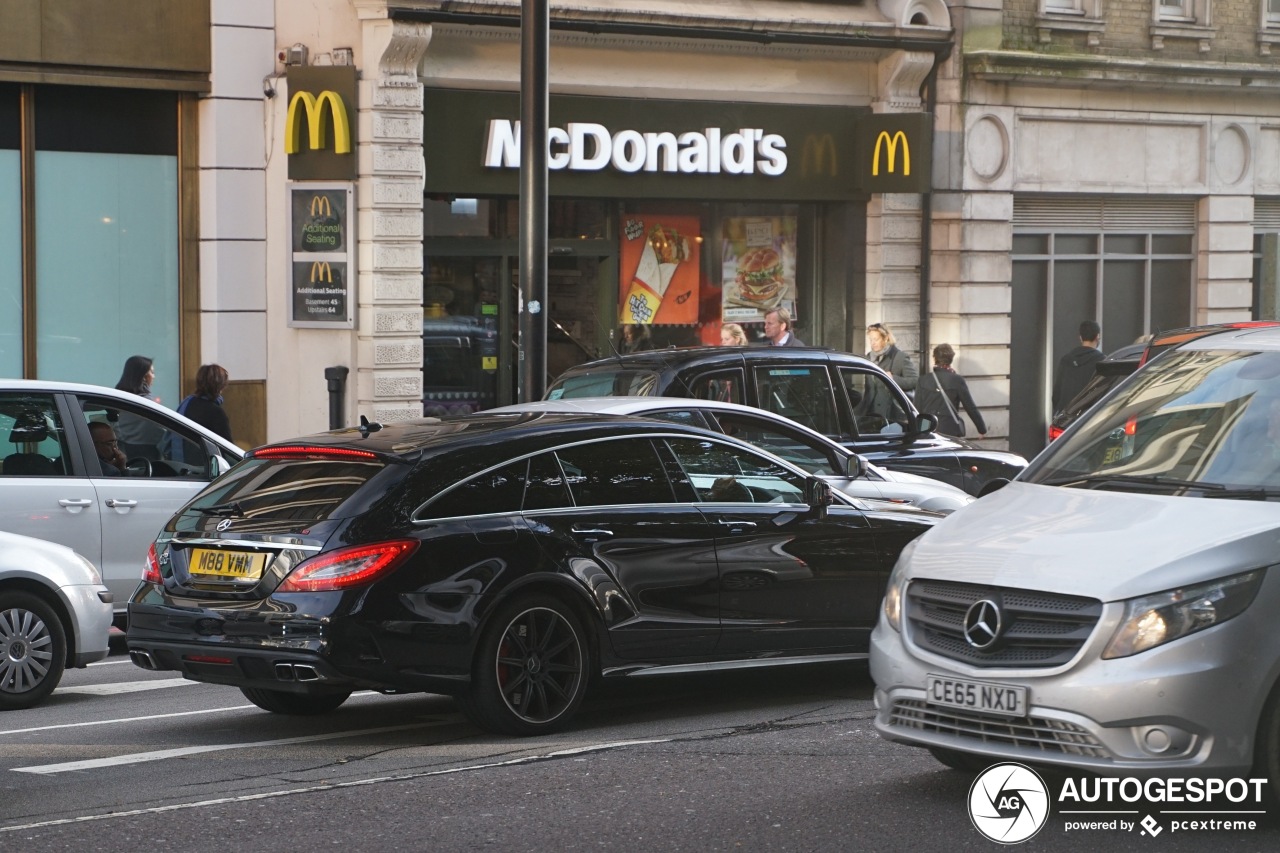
217,518,233,532
963,599,1002,650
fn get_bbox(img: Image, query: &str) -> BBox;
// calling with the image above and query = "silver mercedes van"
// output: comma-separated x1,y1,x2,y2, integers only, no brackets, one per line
870,325,1280,793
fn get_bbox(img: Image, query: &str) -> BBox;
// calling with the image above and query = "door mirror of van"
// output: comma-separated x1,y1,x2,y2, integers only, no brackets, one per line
914,412,939,435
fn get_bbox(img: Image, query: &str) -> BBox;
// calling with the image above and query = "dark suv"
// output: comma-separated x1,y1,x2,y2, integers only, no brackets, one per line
547,347,1026,496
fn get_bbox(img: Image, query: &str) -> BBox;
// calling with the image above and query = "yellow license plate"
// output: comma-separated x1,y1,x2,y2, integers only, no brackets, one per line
189,548,266,580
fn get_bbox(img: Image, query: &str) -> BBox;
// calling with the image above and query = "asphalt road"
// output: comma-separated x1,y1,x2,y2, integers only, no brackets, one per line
1,647,1277,852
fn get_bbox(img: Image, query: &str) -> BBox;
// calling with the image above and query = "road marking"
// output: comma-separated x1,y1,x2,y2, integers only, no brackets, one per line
0,739,670,831
56,678,194,696
0,705,258,737
87,659,134,667
13,721,455,774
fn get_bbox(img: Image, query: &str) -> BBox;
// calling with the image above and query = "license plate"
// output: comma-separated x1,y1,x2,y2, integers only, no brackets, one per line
926,675,1028,717
189,548,266,580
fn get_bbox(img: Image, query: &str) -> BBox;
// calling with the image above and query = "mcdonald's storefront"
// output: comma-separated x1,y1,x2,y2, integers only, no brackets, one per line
417,88,931,413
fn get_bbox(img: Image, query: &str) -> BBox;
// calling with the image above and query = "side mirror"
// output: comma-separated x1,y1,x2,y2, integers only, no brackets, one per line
208,454,231,480
914,412,938,435
804,478,835,517
847,453,867,480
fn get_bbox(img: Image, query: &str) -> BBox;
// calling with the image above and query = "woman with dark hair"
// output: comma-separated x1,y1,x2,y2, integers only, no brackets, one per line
113,354,165,458
915,343,986,439
177,364,233,442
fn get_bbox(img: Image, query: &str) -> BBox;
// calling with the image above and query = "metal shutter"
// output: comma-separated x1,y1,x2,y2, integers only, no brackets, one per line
1014,196,1196,231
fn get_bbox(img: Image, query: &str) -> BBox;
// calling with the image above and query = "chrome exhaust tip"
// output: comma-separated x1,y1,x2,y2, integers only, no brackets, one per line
274,663,297,681
293,664,321,682
129,650,157,670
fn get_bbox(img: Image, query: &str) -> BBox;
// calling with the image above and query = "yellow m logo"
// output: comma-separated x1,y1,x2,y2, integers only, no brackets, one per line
801,134,838,177
310,261,334,283
872,131,910,176
309,195,333,217
286,91,352,155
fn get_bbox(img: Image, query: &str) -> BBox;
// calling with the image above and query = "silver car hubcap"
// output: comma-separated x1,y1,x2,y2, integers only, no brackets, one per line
0,608,53,694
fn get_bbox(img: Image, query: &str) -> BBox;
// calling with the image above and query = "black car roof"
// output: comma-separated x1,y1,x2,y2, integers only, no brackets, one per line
255,411,723,460
555,345,879,376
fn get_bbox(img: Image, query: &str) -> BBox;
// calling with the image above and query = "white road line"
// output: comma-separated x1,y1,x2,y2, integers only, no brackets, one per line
13,721,455,774
0,705,258,737
0,739,670,832
87,659,135,666
57,678,194,696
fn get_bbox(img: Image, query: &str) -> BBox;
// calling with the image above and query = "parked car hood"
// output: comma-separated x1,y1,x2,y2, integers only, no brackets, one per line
904,482,1280,602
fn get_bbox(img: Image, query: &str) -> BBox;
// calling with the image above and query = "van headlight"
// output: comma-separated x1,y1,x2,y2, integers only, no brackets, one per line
1102,570,1264,659
883,557,911,632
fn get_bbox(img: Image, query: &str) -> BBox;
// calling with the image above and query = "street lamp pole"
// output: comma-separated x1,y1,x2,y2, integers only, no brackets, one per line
518,0,549,402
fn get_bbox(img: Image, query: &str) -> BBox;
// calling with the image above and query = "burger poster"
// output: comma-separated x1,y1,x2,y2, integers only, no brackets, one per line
721,216,797,322
618,215,702,325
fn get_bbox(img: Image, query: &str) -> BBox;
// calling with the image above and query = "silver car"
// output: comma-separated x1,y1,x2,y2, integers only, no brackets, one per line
491,397,974,514
0,380,243,618
1,530,112,709
870,325,1280,791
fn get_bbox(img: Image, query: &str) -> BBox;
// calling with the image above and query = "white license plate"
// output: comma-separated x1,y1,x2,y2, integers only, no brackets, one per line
926,675,1028,717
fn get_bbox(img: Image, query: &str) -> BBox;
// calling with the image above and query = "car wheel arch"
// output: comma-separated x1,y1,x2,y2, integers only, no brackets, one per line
477,576,603,673
0,577,78,665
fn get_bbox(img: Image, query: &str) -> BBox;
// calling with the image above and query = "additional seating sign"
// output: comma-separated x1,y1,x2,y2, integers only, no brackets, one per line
287,182,355,328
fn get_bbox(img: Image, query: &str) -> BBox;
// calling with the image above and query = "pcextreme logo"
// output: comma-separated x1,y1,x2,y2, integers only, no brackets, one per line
310,261,334,283
309,194,333,217
286,90,351,155
872,130,910,176
800,133,838,177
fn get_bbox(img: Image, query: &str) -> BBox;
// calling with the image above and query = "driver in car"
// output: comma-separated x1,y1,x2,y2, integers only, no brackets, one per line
90,421,128,476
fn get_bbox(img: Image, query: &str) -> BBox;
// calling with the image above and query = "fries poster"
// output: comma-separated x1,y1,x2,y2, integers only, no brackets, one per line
619,215,701,325
722,216,798,322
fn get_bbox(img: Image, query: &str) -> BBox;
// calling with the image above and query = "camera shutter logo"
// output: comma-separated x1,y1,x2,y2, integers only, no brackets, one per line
968,762,1050,844
963,599,1003,650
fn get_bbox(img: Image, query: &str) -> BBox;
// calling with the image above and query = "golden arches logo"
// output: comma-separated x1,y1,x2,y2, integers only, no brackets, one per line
309,195,333,217
286,90,352,155
310,261,334,283
801,134,838,177
872,131,910,176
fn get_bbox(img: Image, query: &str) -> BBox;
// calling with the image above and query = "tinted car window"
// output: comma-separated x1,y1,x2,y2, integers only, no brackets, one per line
554,439,675,506
524,452,573,510
182,457,386,523
753,366,839,435
710,413,836,475
547,370,658,399
840,368,912,436
0,393,71,476
664,437,806,504
689,369,745,405
79,394,208,478
419,460,527,520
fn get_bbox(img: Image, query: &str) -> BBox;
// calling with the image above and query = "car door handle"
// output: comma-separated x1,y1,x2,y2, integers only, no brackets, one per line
570,526,613,539
57,498,94,508
105,499,138,508
717,519,758,532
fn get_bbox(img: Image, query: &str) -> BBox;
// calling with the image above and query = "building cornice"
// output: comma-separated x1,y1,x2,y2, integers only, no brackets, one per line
966,49,1280,92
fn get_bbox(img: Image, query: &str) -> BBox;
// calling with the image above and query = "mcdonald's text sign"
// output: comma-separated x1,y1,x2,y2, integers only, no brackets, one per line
286,66,358,180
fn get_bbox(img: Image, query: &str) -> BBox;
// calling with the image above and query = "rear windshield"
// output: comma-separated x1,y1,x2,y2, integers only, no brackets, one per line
181,457,386,523
1027,349,1280,495
546,370,658,399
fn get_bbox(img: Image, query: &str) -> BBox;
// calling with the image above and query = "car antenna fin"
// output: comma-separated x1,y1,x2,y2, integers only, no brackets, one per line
358,415,383,437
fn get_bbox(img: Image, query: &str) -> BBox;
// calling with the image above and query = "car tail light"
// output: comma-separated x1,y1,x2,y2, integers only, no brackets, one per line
1047,424,1064,441
143,542,162,584
277,540,419,592
250,445,380,461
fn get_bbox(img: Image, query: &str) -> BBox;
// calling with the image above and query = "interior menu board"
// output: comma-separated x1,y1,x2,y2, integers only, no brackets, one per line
287,182,355,328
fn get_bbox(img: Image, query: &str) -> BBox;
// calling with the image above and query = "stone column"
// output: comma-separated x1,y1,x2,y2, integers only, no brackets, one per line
355,17,432,423
1198,196,1255,325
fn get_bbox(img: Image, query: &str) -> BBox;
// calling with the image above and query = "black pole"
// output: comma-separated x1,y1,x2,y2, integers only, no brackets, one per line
518,0,549,402
324,365,348,430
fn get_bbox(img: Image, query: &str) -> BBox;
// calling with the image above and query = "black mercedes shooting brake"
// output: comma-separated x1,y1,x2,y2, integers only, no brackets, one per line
126,412,939,735
546,347,1026,496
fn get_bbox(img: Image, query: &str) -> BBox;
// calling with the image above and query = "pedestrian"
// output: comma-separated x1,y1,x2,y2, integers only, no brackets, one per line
865,322,918,393
720,323,748,346
1052,320,1104,412
914,343,986,438
763,307,805,346
177,364,233,443
619,324,653,353
113,354,165,459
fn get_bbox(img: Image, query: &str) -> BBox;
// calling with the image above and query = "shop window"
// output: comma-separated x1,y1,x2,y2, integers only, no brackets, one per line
0,85,19,378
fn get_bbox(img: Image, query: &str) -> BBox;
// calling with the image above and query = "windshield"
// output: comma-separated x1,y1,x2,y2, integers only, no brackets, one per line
1026,349,1280,496
546,369,659,399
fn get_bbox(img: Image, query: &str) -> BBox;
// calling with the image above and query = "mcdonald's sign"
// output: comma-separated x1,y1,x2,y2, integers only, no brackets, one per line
286,66,358,180
310,194,333,218
857,114,932,194
289,183,354,328
800,134,838,178
310,261,333,283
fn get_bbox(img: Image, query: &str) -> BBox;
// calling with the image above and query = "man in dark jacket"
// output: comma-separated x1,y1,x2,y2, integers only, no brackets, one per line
763,308,805,347
1052,320,1104,411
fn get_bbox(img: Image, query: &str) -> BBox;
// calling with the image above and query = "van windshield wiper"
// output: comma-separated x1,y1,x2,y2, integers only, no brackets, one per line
183,501,246,517
1201,487,1280,501
1044,474,1225,493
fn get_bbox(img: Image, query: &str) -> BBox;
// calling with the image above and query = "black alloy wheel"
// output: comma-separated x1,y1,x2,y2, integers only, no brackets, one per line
464,595,589,736
239,686,352,716
1252,685,1280,806
0,592,67,711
